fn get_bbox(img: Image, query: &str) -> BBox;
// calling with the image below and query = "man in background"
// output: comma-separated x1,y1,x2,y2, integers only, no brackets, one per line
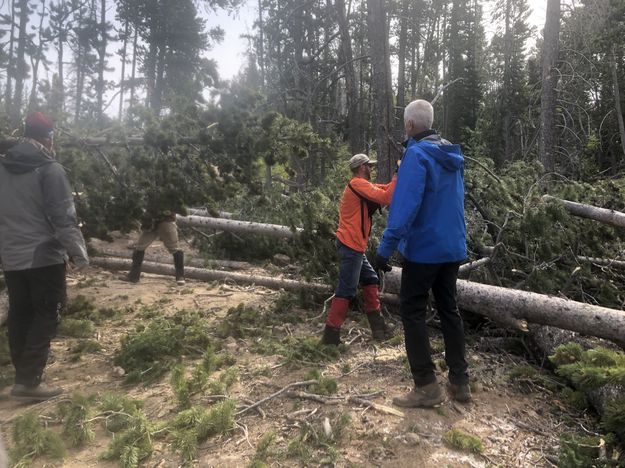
376,99,471,407
0,112,89,400
122,210,186,286
321,153,396,345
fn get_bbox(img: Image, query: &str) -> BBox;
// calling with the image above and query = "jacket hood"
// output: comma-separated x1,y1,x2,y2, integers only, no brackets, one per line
0,140,54,174
408,134,464,172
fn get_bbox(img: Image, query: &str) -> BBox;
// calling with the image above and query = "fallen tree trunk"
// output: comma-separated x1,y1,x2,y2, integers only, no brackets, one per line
543,195,625,228
91,257,330,294
92,257,625,347
176,215,303,239
93,248,251,270
576,256,625,269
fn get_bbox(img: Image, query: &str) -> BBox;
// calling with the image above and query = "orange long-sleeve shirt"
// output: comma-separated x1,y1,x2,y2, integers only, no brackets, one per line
335,175,397,253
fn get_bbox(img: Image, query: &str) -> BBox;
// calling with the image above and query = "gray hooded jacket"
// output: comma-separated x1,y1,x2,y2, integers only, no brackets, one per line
0,139,89,271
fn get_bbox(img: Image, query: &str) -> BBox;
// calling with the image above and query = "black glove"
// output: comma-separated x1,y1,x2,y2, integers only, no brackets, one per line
374,254,392,273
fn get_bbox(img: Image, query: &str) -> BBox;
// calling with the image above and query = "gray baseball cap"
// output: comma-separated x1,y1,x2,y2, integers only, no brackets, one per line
348,153,377,169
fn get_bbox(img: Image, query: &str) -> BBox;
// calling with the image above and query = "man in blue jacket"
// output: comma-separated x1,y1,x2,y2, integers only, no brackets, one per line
376,99,470,407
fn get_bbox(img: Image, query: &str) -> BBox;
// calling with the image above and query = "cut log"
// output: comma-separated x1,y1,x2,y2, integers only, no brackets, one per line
381,258,491,294
176,215,303,239
543,195,625,228
93,248,251,270
90,257,330,294
456,280,625,347
187,208,233,219
91,257,625,347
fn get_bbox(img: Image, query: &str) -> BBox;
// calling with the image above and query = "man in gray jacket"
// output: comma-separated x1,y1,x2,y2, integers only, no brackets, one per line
0,112,88,400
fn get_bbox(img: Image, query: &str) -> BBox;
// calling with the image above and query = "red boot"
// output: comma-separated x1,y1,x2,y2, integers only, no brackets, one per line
322,297,350,345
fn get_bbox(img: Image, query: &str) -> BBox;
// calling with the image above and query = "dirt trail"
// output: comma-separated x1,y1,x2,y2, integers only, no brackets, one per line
0,237,600,467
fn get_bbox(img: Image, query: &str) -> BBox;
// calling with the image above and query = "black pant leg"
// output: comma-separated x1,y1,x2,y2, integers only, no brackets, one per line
5,270,34,370
431,262,468,385
15,264,66,386
400,262,440,387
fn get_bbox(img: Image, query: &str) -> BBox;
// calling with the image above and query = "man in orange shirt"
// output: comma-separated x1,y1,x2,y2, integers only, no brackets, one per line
321,154,397,345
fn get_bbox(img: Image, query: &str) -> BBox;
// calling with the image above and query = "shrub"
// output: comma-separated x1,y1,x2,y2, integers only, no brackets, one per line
442,428,484,454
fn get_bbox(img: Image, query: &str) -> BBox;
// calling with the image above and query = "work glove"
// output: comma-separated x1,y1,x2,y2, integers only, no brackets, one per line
374,254,392,273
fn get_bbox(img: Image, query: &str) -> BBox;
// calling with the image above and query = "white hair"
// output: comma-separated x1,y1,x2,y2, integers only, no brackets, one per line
404,100,434,131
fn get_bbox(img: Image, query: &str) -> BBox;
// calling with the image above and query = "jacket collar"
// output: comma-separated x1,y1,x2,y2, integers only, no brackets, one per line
402,129,438,147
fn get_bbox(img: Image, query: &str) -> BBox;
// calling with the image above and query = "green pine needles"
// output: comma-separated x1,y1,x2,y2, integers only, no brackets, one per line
100,411,155,468
167,400,236,464
9,412,66,467
550,343,625,390
305,369,338,395
114,310,214,383
170,347,238,408
59,393,97,447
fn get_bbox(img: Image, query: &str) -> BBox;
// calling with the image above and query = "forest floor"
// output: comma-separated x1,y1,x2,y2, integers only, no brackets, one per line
0,234,604,468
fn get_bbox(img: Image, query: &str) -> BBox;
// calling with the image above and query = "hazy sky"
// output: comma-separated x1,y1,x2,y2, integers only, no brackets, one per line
206,0,550,81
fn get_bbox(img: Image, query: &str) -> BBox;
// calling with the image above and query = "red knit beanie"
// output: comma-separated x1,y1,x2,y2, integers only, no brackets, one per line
24,112,54,139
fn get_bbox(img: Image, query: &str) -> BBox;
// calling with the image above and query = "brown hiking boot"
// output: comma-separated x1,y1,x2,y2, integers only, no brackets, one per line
320,325,341,345
448,382,472,403
119,274,140,283
11,383,63,401
392,382,444,408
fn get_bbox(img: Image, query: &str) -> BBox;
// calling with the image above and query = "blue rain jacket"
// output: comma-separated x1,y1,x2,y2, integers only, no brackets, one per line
377,133,467,263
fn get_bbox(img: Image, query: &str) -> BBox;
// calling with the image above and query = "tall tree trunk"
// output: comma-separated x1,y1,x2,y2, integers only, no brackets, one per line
539,0,561,174
367,0,394,182
395,0,409,139
57,11,65,116
144,36,157,109
74,8,85,122
28,0,47,111
96,0,107,122
257,0,265,89
129,28,138,108
12,0,30,123
151,45,166,114
118,22,129,121
4,0,16,117
335,0,361,153
503,0,512,164
611,46,625,163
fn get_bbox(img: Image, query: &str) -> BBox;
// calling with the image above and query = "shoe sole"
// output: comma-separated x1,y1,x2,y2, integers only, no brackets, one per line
11,393,62,402
392,396,444,408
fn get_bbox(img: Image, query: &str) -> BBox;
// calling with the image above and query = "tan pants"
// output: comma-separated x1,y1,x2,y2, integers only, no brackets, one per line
135,221,179,253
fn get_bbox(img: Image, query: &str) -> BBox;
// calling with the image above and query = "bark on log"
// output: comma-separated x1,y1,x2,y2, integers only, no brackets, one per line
187,208,233,219
94,248,251,270
91,257,625,347
0,291,7,326
543,195,625,228
381,258,491,295
90,257,330,294
176,215,303,239
457,280,625,347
